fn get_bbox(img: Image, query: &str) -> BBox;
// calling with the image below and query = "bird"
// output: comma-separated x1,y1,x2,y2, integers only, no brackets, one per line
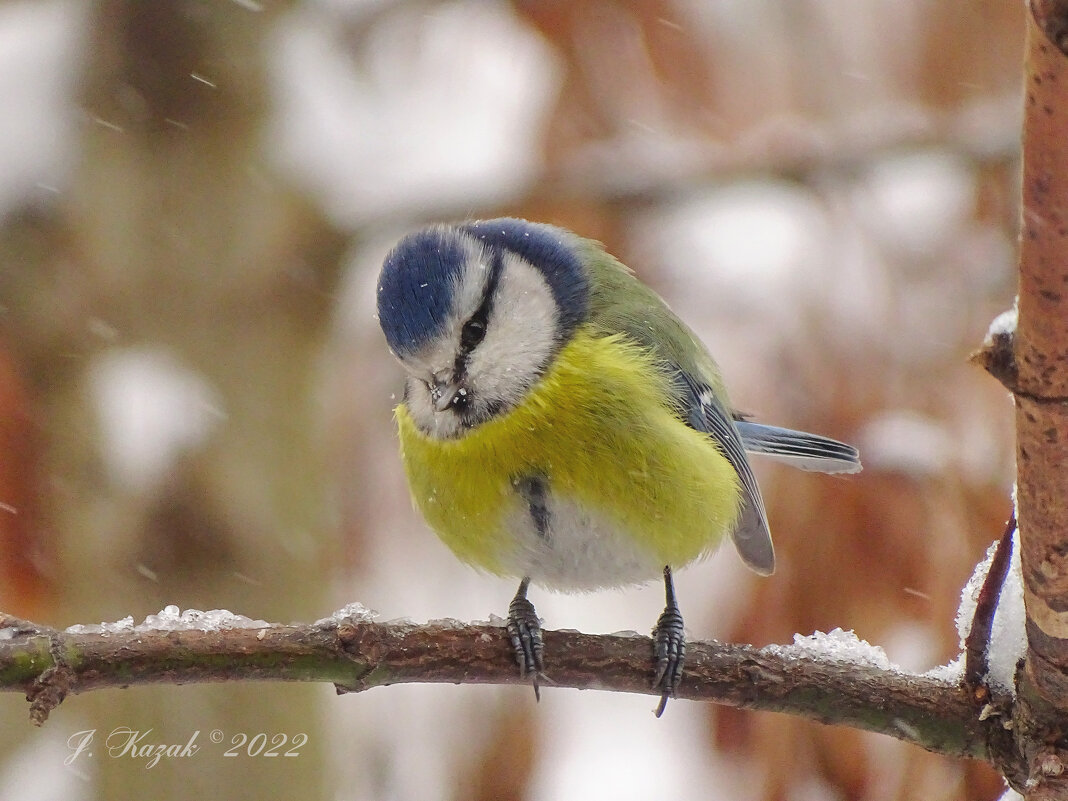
376,217,861,716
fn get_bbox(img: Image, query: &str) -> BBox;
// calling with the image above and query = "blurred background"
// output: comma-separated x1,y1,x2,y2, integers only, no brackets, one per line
0,1,1022,799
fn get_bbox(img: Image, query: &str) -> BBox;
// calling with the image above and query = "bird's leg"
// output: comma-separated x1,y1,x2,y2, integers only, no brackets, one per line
652,565,685,717
507,577,544,701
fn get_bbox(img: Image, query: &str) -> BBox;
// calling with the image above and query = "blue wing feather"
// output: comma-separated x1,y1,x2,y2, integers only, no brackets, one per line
735,421,861,474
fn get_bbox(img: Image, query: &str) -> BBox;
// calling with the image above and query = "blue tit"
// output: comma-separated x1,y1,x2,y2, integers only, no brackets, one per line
376,217,861,715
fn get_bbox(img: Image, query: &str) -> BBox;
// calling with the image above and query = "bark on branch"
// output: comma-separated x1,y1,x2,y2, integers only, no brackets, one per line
0,609,1010,769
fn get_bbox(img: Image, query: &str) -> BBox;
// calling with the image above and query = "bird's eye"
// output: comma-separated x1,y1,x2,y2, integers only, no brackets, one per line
460,318,487,351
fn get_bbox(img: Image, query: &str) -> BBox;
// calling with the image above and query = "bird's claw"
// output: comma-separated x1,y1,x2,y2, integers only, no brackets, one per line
652,603,685,717
507,591,544,701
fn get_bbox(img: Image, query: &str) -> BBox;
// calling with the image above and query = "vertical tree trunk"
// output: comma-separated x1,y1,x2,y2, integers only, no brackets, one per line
1009,1,1068,797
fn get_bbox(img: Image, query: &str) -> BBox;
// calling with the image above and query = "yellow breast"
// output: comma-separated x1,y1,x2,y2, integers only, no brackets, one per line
395,329,742,588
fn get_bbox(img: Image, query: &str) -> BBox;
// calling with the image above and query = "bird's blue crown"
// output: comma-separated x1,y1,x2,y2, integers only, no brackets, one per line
377,227,470,356
378,218,590,356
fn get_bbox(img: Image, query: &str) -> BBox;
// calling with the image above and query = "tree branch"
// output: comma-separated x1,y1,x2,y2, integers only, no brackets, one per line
0,609,1008,765
965,515,1018,694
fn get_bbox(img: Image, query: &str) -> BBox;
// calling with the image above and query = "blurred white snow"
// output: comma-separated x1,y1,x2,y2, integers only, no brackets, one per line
0,0,84,218
266,1,559,226
88,348,226,494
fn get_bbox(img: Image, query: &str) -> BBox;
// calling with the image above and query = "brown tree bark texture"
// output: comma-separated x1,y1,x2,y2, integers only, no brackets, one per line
1010,1,1068,798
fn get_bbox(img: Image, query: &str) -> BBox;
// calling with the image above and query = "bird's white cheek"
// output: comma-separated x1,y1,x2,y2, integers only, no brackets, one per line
466,304,558,406
468,253,560,397
466,336,540,402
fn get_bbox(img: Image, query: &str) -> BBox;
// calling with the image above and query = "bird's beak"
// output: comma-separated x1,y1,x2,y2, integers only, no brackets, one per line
431,378,462,412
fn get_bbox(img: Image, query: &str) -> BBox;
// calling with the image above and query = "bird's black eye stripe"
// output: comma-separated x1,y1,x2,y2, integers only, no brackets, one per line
460,316,487,352
457,248,504,358
451,247,505,388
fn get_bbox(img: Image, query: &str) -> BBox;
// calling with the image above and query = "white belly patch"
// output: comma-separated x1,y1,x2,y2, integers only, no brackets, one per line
496,486,666,592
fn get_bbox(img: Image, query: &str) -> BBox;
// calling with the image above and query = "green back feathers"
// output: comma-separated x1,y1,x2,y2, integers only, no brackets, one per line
575,238,732,407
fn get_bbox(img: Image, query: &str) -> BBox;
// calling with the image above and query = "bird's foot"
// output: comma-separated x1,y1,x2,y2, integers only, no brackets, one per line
507,579,544,701
652,566,686,717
